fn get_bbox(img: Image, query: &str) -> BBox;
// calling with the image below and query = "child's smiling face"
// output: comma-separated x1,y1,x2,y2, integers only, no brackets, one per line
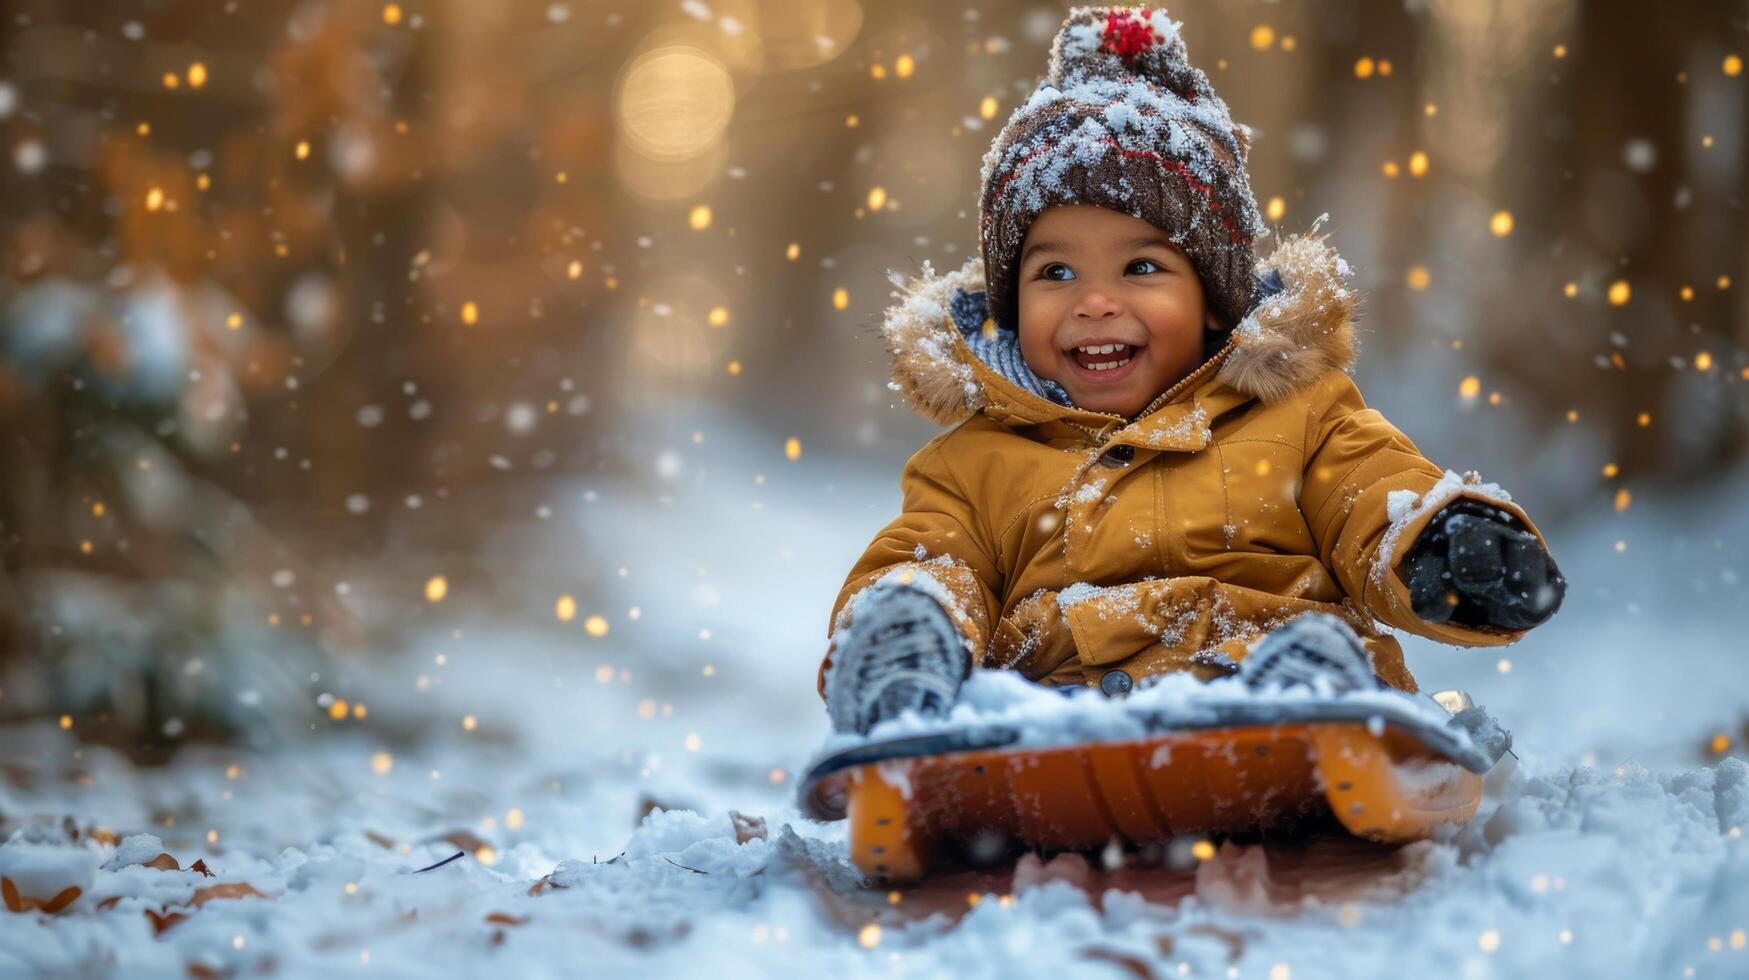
1016,204,1221,417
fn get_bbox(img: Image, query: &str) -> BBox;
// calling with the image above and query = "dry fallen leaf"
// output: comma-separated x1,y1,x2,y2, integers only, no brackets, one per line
146,853,182,872
1081,946,1154,980
729,811,768,845
485,912,528,926
2,877,82,915
146,908,188,934
145,882,269,934
438,830,489,854
636,794,684,823
190,882,266,907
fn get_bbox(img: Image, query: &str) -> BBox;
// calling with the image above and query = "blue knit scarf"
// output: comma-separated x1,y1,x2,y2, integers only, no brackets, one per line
948,287,1074,407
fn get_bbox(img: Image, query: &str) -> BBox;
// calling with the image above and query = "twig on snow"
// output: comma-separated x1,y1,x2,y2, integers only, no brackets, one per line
411,851,466,873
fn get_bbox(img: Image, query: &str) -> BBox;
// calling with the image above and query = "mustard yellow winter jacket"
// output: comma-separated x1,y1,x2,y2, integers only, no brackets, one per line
821,233,1551,696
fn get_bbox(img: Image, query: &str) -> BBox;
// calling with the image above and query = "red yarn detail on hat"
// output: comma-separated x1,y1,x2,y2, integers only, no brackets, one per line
1100,140,1254,246
1099,10,1159,63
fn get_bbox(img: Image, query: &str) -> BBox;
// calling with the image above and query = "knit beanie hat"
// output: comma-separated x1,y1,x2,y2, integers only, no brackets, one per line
978,5,1266,333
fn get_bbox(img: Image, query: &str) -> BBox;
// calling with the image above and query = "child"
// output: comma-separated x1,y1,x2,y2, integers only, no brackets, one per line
820,5,1565,735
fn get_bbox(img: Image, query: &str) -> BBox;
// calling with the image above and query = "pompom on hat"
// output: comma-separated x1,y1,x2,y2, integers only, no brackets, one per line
978,5,1266,333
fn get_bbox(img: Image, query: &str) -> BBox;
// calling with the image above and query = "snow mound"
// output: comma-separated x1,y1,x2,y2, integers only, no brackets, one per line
5,758,1741,978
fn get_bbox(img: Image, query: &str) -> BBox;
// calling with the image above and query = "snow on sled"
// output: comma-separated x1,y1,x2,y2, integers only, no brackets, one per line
799,671,1508,882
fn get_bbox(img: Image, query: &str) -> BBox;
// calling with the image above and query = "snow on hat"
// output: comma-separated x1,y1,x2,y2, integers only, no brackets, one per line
978,5,1266,333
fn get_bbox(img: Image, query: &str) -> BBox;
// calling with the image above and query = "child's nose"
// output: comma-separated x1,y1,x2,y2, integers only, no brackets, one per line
1073,288,1123,319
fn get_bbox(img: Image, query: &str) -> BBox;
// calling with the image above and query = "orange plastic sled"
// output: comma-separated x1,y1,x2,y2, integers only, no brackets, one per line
800,699,1494,882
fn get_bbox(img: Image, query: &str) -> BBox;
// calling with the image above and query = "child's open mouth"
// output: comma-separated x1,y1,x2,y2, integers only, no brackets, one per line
1063,341,1144,384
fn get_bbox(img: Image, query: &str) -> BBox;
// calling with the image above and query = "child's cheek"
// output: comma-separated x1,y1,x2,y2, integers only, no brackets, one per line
1016,304,1061,380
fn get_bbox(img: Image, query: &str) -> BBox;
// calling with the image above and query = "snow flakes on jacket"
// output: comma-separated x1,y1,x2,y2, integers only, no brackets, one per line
824,232,1551,696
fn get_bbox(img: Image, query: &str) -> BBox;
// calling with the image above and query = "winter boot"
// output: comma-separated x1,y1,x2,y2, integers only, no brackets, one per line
1238,613,1383,695
825,581,969,735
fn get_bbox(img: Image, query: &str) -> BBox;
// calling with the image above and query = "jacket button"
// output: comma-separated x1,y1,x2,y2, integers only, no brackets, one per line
1099,444,1135,466
1099,668,1133,697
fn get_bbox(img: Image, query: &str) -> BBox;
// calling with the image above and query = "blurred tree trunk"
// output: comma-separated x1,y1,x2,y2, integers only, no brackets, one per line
1549,0,1741,483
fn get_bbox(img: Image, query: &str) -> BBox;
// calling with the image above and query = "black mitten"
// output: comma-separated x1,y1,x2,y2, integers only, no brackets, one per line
1403,499,1566,630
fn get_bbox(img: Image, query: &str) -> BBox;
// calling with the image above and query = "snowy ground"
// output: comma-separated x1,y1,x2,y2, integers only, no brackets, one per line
3,407,1748,979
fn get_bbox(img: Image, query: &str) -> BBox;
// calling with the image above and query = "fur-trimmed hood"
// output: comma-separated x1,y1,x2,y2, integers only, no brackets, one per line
879,230,1358,433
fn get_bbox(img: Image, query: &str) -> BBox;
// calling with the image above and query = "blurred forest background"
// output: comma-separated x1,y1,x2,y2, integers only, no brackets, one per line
0,0,1743,754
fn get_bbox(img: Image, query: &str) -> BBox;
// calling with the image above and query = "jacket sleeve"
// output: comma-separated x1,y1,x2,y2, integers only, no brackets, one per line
1296,370,1553,647
818,438,1004,699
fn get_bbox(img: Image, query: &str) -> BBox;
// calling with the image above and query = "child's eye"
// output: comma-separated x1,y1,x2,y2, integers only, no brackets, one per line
1128,258,1163,275
1039,263,1075,281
